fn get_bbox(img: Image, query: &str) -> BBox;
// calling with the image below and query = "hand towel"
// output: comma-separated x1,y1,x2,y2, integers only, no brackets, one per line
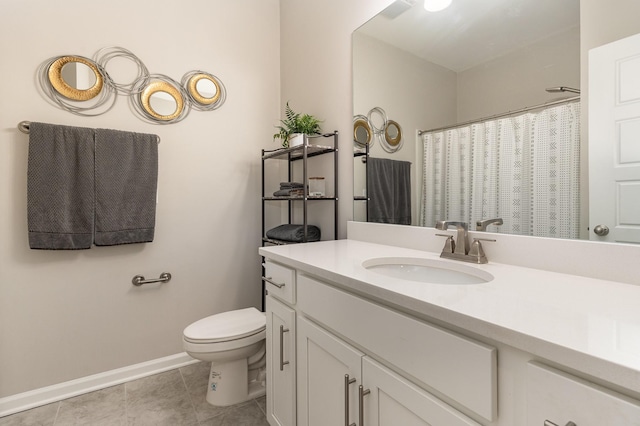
94,129,158,246
367,157,411,225
266,224,321,242
27,122,95,249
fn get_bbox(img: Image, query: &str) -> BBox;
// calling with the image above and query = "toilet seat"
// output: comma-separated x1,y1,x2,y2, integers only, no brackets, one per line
183,307,265,344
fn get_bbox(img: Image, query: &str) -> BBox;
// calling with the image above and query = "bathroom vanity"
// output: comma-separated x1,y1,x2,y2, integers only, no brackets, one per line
260,222,640,426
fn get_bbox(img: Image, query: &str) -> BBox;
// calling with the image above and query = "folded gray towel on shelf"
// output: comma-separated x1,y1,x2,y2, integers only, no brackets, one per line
279,182,304,188
266,224,321,242
27,122,95,249
94,128,158,246
273,188,304,197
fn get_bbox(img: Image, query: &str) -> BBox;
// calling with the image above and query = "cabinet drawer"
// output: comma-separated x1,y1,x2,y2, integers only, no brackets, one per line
264,260,296,304
526,362,640,426
297,274,496,422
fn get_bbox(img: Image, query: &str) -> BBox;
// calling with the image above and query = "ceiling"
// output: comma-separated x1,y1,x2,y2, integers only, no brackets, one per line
357,0,580,72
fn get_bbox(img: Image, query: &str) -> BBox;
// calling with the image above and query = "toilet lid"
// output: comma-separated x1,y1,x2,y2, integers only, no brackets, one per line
183,307,266,343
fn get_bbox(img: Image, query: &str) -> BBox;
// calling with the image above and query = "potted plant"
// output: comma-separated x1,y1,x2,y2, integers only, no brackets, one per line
273,102,322,148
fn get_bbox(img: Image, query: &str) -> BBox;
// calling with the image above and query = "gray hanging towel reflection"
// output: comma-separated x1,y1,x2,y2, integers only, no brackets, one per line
94,128,158,246
367,157,411,225
27,122,95,249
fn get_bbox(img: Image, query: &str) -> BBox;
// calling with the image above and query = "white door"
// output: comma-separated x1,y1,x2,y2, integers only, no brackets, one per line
266,295,296,426
361,357,481,426
589,32,640,243
296,316,364,426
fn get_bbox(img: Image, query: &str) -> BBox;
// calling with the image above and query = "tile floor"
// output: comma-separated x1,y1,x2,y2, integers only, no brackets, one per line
0,362,268,426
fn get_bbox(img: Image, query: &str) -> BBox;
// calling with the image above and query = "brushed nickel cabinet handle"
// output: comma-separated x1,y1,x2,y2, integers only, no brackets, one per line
262,276,285,289
358,385,371,426
279,325,290,371
345,374,356,426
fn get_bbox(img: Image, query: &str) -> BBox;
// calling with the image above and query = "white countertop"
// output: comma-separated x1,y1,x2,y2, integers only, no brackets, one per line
260,239,640,394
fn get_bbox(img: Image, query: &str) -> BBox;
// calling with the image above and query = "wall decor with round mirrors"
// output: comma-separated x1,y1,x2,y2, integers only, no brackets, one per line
37,46,226,124
353,0,640,245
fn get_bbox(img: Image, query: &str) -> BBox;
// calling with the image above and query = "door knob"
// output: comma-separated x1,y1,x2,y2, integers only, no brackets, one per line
593,224,609,236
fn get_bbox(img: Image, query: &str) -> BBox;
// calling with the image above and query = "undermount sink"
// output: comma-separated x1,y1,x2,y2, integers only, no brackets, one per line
362,257,494,285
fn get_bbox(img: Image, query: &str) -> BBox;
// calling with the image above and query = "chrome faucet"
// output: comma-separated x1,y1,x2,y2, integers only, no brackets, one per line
476,218,503,231
435,220,495,264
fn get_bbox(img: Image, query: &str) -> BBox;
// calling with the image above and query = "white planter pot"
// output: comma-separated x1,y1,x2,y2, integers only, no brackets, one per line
288,133,305,147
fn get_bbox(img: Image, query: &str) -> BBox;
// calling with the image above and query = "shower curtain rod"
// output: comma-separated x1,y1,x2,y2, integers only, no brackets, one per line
418,95,580,136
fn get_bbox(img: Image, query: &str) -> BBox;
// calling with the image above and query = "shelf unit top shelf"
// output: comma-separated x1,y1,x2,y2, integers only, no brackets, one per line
263,144,336,161
264,196,338,201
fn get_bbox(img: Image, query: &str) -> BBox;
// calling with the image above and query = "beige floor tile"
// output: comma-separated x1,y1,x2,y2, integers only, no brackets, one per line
199,402,269,426
55,385,125,426
0,403,58,426
126,370,198,426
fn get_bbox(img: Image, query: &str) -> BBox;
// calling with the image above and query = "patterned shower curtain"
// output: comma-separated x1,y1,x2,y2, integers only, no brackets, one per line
420,102,580,239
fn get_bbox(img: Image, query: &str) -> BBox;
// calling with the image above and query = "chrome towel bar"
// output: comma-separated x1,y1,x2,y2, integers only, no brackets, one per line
17,121,161,143
132,272,172,286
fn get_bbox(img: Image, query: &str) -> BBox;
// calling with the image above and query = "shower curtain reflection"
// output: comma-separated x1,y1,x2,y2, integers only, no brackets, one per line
420,101,580,239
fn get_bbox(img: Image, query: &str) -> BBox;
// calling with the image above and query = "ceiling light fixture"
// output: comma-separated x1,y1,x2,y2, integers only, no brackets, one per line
423,0,452,12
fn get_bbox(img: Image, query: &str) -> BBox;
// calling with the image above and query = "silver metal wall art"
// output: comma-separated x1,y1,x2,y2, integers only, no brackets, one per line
37,46,226,124
353,107,403,153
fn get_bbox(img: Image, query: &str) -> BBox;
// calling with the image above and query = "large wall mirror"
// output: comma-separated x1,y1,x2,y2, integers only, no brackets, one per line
353,0,640,244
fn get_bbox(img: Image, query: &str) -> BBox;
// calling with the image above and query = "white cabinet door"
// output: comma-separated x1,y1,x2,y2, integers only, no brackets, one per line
362,357,481,426
266,295,296,426
297,315,364,426
527,362,640,426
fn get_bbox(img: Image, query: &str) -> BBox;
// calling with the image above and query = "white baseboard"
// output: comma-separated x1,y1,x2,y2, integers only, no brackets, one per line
0,352,199,418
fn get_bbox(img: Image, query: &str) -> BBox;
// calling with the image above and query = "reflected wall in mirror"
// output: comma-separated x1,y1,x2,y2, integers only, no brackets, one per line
353,0,586,239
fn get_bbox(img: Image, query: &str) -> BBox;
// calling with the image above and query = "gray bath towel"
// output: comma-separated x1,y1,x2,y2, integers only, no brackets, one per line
367,157,411,225
266,224,321,242
27,122,95,249
94,129,158,246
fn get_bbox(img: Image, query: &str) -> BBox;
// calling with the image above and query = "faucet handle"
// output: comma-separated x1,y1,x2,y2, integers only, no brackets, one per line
469,238,495,263
435,233,455,253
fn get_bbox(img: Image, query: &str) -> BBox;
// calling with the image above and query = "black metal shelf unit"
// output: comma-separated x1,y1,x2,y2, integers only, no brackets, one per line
353,141,369,221
260,132,339,308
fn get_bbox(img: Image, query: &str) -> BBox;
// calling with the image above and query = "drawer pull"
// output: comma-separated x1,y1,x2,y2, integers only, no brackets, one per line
358,385,371,426
345,374,356,426
279,325,290,371
262,276,285,289
544,421,577,426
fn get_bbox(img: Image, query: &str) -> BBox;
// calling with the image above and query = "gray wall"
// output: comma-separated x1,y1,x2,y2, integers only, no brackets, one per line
0,0,280,397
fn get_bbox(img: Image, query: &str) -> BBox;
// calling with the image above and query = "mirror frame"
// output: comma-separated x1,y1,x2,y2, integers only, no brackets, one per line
48,56,104,101
384,119,402,150
140,80,185,121
187,73,221,106
354,116,373,147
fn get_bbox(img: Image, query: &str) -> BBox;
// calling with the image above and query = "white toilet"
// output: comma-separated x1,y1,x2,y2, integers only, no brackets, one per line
183,307,266,406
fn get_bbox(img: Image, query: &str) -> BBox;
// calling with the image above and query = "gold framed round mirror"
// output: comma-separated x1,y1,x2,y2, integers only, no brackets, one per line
187,73,221,105
353,116,372,147
48,56,103,101
385,120,402,147
140,80,185,121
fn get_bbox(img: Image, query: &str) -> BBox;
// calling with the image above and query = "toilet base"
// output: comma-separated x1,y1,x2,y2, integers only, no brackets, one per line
206,359,266,406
